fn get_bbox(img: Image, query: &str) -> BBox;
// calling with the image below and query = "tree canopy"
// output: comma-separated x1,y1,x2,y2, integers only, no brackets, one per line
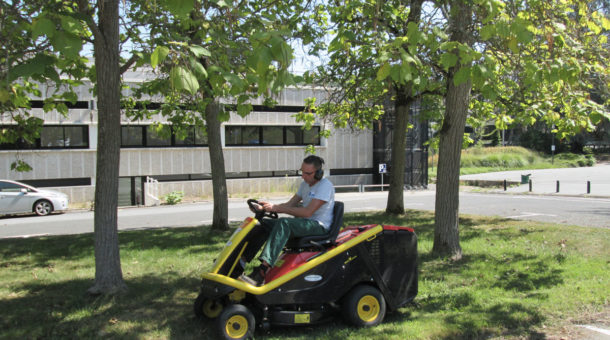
304,0,609,258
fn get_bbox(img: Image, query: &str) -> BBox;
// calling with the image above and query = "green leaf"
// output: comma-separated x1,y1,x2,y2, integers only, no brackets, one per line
32,17,55,39
0,88,10,103
479,24,495,41
399,63,413,83
9,54,53,81
406,22,420,45
52,31,83,58
167,0,194,17
453,66,471,86
216,0,229,7
188,57,207,79
223,72,243,89
440,52,458,71
170,66,199,95
60,15,83,35
189,45,211,58
256,48,273,77
151,46,170,69
507,37,519,54
377,63,391,81
587,21,601,35
236,104,253,117
11,160,33,173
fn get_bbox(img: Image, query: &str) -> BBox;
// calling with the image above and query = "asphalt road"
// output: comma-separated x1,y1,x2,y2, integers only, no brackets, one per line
1,190,608,239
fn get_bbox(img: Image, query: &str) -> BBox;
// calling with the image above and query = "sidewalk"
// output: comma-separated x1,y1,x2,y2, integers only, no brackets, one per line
459,163,610,197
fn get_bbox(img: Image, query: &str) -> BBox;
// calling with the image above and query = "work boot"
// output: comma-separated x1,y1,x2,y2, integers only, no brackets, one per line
238,264,268,286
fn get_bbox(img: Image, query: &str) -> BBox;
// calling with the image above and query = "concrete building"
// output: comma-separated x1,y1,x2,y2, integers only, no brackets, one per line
1,70,426,206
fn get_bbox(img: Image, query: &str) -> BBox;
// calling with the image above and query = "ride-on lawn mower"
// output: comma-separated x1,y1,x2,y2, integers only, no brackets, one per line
194,199,418,339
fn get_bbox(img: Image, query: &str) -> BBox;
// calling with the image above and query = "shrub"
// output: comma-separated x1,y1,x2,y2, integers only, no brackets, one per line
163,191,184,205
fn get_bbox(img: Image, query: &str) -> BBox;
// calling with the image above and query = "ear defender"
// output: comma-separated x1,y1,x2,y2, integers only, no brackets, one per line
314,156,325,180
314,168,324,180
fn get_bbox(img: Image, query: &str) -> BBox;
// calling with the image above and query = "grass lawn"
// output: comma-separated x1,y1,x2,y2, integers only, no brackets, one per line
428,146,598,179
1,211,608,339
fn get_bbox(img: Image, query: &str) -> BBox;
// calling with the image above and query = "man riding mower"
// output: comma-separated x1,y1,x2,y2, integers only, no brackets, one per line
193,199,418,339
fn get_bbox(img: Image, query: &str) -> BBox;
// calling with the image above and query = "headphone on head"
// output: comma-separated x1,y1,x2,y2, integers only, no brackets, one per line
314,166,324,180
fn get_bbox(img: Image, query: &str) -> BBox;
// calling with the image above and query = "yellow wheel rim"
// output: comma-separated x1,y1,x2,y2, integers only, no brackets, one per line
202,299,222,318
225,315,249,339
357,295,380,322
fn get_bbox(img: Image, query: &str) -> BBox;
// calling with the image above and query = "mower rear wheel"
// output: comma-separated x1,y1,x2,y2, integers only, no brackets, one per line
194,294,223,319
216,304,255,340
342,285,386,327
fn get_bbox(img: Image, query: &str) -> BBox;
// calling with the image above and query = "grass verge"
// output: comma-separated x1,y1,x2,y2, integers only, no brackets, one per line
429,146,597,178
0,211,608,339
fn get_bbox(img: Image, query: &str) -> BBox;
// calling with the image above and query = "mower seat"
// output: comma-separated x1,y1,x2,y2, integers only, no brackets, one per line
286,201,344,250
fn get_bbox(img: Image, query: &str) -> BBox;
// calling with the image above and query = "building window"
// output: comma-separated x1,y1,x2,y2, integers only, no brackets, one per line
121,125,208,148
121,126,145,147
225,126,321,146
0,125,89,150
146,125,172,146
262,126,284,145
174,126,207,146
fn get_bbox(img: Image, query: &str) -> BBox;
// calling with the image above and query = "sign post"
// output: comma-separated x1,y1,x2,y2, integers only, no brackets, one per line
379,163,387,191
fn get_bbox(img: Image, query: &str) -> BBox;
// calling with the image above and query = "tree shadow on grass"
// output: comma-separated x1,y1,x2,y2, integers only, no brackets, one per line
0,226,231,269
416,250,564,339
439,302,546,340
0,272,209,339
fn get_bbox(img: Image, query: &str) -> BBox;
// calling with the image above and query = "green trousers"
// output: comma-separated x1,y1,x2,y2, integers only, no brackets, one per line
260,217,327,266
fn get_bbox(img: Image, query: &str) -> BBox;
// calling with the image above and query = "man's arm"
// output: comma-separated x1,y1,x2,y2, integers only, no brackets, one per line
261,197,326,218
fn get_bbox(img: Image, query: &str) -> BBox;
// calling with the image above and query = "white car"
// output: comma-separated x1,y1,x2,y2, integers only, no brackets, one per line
0,180,69,216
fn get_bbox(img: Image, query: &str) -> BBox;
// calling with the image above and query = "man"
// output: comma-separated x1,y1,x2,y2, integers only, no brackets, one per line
240,155,335,286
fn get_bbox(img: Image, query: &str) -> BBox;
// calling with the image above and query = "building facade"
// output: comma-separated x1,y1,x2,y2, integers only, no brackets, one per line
1,71,427,206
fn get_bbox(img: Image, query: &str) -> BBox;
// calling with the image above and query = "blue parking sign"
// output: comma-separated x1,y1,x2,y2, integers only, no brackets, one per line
379,163,387,174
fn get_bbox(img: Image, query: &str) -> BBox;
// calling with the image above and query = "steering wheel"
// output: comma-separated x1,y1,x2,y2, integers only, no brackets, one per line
247,199,278,219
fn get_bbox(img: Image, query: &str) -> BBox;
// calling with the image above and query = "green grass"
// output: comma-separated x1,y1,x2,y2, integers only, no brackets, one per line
1,211,608,339
429,146,597,178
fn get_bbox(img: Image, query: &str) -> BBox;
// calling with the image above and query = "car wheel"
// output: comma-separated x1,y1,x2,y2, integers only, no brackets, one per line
34,200,53,216
216,304,255,340
194,293,223,319
342,284,386,327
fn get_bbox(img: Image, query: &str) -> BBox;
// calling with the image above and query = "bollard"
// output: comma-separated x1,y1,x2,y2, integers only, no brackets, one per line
529,179,532,192
503,179,507,191
556,180,560,193
587,181,591,194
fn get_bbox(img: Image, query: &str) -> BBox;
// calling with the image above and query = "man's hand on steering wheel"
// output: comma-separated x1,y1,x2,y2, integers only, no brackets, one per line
247,199,278,219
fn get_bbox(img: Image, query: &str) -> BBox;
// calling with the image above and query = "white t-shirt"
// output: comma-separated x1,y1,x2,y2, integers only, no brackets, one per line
297,177,335,230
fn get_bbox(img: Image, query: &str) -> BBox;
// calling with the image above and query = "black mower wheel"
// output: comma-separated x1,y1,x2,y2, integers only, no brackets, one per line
194,293,223,319
216,304,255,340
342,285,387,327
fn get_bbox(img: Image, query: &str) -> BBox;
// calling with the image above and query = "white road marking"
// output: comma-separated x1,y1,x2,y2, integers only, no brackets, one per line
505,212,558,219
350,207,383,212
3,233,50,239
578,325,610,336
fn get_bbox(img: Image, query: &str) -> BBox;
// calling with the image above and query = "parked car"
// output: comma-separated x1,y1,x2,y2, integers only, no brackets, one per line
0,180,69,216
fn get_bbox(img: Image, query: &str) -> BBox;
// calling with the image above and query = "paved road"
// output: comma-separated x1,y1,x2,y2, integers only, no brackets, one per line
460,163,610,196
1,188,608,239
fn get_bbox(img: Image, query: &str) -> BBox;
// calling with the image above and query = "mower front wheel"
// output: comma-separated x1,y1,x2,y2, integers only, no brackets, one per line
216,304,255,340
194,294,223,319
342,284,387,327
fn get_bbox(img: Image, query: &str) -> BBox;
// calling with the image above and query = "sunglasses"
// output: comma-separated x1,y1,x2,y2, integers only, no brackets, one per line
297,169,315,176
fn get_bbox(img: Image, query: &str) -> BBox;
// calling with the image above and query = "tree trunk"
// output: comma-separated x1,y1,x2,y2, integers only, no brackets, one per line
432,1,473,260
205,101,229,231
88,0,126,295
385,87,411,214
385,0,423,215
